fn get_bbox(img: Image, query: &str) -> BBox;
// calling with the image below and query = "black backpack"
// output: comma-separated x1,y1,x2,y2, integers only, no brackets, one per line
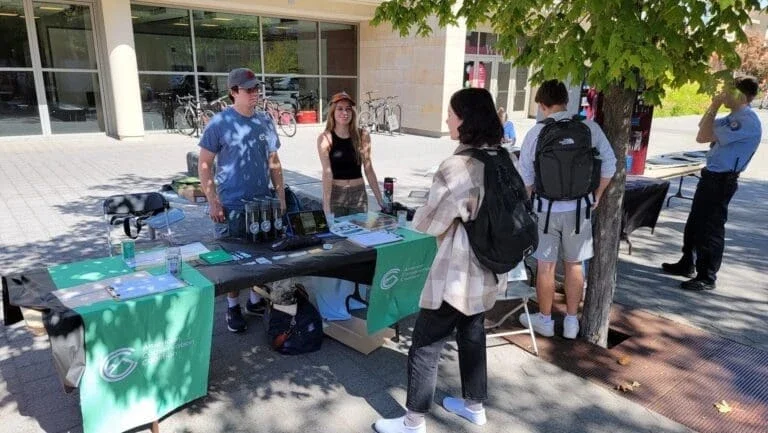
264,284,324,355
533,115,601,233
458,147,539,275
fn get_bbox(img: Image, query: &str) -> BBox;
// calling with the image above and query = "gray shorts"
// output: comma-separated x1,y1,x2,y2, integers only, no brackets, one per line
533,209,594,263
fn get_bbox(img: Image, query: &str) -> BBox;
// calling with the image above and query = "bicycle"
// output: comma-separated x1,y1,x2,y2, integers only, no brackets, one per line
359,93,402,135
173,95,215,137
259,96,297,137
208,94,229,113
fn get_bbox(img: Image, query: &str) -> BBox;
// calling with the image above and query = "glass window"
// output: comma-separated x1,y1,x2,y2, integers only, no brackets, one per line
321,77,356,120
193,11,261,74
44,71,103,133
320,22,356,76
264,75,318,114
33,3,97,69
139,74,176,131
197,74,229,105
496,62,512,111
0,0,32,67
478,33,497,55
0,71,40,136
465,31,479,54
132,5,192,72
262,18,318,75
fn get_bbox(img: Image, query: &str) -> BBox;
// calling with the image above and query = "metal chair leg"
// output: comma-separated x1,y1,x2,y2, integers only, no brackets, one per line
522,300,539,356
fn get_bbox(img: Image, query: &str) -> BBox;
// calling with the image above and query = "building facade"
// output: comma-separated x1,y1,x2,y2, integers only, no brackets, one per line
0,0,531,139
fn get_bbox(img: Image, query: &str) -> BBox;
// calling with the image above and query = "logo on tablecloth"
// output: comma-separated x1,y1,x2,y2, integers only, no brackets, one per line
380,268,401,290
100,348,138,382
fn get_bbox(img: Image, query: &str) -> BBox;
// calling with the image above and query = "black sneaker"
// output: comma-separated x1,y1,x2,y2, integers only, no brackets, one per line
680,278,716,291
226,305,247,333
244,298,267,316
661,261,695,278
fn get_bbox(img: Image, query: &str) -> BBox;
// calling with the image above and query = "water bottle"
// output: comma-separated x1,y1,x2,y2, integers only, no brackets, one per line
259,199,272,242
246,200,260,243
383,177,395,214
270,198,283,239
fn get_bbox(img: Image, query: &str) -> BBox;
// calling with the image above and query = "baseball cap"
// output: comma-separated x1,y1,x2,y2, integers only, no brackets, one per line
227,68,261,89
330,91,355,106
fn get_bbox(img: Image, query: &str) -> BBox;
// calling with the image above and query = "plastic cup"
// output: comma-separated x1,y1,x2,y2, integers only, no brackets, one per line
397,210,408,227
165,247,182,276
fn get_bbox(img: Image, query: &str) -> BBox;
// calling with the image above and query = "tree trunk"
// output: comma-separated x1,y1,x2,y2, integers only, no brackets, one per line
581,84,635,347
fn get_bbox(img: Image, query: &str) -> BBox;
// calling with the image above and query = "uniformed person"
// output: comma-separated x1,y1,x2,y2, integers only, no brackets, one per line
662,76,762,291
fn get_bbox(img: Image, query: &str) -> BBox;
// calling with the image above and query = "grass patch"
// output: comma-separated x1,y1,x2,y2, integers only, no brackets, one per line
655,82,711,117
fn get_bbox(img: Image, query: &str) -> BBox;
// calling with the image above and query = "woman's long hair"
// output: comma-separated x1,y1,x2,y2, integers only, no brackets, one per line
324,100,363,164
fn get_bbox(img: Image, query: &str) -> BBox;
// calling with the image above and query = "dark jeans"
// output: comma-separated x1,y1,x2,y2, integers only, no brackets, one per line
681,169,739,282
214,187,301,239
406,302,487,413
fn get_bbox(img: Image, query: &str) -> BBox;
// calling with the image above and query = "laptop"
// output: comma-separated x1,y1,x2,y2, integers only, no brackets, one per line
286,209,337,239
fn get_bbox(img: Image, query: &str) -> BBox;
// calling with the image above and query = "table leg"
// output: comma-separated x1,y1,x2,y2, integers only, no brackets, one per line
666,174,699,207
151,420,160,433
620,233,633,255
345,283,368,314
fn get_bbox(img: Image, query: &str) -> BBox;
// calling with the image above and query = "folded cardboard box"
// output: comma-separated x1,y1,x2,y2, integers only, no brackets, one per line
172,176,207,204
323,316,395,355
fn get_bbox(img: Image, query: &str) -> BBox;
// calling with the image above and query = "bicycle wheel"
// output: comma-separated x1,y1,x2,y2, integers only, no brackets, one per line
173,106,195,135
279,111,297,137
358,110,374,132
200,109,215,132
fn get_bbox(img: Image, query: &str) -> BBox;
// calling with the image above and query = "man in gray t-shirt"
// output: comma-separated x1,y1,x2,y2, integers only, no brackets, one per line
518,80,617,340
198,67,287,333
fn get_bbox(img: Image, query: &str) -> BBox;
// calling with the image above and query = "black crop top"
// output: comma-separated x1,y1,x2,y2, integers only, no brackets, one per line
329,131,363,180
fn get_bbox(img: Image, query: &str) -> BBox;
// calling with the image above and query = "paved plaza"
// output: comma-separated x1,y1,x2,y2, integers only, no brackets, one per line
0,111,766,432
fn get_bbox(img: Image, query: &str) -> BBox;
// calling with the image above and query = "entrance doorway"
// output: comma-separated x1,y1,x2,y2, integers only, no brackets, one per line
0,0,105,137
463,56,529,113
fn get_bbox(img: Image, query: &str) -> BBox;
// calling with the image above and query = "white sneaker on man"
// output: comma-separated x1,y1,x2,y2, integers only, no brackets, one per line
563,315,580,339
518,312,555,337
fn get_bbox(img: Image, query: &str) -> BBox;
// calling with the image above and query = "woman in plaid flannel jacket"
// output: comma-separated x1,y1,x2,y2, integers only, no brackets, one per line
375,88,516,433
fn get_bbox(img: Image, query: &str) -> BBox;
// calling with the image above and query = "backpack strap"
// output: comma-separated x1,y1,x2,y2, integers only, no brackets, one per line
575,199,581,235
123,217,144,239
543,200,553,234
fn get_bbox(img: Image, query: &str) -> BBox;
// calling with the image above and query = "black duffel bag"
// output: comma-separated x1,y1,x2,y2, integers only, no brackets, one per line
264,283,323,355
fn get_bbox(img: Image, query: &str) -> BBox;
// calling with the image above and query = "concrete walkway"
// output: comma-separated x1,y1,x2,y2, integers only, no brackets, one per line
2,110,766,432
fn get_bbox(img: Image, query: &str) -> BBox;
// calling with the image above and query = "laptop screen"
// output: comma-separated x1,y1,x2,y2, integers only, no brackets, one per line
287,210,330,236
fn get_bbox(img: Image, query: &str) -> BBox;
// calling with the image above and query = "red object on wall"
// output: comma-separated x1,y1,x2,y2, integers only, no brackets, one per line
582,85,654,175
296,110,318,124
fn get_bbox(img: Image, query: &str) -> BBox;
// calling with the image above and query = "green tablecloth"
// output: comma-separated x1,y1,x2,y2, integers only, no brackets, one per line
49,257,214,433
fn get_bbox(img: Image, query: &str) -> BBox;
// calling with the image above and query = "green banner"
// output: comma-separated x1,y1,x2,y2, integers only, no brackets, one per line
49,258,214,433
367,228,437,334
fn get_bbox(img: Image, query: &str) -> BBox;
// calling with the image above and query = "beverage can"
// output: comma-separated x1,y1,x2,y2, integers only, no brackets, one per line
383,177,396,214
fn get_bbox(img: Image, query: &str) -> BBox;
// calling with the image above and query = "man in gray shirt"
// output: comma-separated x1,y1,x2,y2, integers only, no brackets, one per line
518,80,617,339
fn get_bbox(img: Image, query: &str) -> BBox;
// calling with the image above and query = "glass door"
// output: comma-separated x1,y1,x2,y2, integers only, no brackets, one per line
33,1,104,134
0,0,41,136
495,61,512,111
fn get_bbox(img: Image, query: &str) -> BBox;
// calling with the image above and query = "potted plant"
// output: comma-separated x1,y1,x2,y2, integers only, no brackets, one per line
296,91,319,123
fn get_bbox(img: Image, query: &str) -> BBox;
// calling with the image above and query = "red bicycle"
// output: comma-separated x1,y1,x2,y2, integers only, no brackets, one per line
258,96,297,137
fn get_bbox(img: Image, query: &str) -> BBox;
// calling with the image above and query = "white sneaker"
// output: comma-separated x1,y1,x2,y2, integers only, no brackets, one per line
374,416,426,433
518,312,555,337
563,315,580,339
442,396,487,425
